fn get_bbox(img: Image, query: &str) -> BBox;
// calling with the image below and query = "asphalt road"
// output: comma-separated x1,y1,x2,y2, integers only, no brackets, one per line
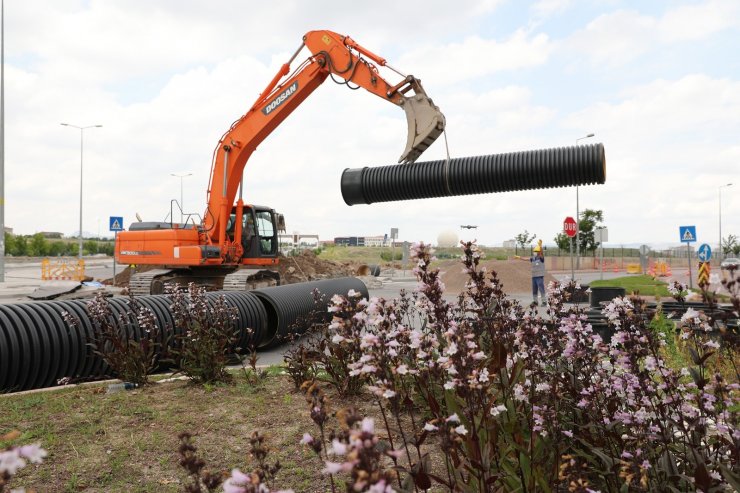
0,256,728,369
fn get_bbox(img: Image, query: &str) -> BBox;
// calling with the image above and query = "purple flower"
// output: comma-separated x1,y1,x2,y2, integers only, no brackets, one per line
361,417,375,434
0,449,26,475
330,439,348,456
223,468,250,493
18,443,47,464
454,424,468,435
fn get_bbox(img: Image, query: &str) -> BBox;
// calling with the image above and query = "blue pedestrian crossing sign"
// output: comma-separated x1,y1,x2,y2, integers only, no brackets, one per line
697,243,712,262
109,216,124,232
679,225,696,243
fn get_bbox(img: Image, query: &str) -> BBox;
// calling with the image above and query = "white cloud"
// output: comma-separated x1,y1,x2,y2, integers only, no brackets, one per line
568,1,740,65
531,0,573,18
1,1,738,249
398,30,553,86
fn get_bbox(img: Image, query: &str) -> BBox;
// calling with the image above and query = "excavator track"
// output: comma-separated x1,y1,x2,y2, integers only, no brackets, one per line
128,268,281,296
223,269,281,291
128,269,176,297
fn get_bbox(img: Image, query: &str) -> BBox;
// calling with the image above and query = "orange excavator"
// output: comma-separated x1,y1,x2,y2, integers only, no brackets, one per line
116,29,445,295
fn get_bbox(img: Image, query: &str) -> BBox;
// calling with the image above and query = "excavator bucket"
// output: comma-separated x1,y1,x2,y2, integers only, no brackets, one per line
398,79,446,164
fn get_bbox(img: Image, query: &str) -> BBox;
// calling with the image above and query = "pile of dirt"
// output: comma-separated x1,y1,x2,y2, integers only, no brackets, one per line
434,258,557,295
104,264,162,287
276,249,356,283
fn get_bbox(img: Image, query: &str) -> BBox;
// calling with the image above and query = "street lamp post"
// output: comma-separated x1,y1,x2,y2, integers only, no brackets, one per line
171,172,192,223
575,133,595,270
1,0,6,282
719,183,733,261
61,123,102,258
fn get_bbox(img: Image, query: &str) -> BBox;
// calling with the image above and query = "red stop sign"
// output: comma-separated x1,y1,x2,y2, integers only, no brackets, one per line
563,216,577,238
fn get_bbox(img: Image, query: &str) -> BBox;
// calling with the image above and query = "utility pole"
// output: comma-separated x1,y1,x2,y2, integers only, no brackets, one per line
575,133,595,270
61,123,102,258
0,0,5,282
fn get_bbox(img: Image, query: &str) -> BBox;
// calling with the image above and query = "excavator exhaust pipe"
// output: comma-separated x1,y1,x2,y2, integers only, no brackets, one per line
397,78,445,164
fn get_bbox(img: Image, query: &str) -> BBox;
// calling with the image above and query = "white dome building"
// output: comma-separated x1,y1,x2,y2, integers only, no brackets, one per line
437,230,459,248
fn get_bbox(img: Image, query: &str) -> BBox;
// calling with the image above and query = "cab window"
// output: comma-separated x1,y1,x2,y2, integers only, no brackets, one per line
255,211,275,254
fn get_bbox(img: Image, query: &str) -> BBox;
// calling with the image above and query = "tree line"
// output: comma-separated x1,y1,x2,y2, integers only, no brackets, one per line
515,208,606,254
3,233,114,257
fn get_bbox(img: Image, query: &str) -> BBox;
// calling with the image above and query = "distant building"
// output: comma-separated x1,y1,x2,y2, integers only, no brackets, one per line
279,232,319,253
333,235,393,247
334,236,365,247
502,239,516,248
39,232,64,239
3,226,12,235
364,236,387,247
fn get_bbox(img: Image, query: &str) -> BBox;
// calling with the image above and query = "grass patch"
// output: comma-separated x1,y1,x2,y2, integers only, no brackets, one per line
590,274,671,297
0,372,379,492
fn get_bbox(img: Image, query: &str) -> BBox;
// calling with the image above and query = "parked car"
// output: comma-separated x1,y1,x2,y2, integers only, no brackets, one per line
720,257,740,269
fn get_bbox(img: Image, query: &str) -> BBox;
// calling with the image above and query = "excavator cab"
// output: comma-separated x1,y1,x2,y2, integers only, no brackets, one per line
226,205,283,260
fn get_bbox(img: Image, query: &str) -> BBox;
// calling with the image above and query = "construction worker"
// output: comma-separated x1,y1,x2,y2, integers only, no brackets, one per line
515,239,547,306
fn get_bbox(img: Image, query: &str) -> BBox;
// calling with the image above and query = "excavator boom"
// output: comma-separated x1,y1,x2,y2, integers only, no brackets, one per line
204,29,445,253
116,30,445,294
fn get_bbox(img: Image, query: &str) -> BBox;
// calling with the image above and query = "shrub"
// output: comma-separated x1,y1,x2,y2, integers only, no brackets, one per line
301,240,739,492
168,283,239,384
63,292,161,385
380,251,402,262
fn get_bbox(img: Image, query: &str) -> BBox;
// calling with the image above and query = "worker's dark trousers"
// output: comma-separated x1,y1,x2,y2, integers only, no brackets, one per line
532,276,545,301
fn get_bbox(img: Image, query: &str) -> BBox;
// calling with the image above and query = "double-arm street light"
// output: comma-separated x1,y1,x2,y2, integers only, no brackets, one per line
719,183,733,261
171,172,192,223
575,133,595,269
61,123,102,258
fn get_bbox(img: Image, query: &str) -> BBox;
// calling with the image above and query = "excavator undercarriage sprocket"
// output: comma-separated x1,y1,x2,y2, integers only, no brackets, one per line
222,269,281,291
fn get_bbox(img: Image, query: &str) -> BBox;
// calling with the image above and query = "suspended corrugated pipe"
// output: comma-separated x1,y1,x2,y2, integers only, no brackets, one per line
340,143,606,205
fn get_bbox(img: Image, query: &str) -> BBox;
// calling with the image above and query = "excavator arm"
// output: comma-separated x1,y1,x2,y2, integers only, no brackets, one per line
203,29,445,258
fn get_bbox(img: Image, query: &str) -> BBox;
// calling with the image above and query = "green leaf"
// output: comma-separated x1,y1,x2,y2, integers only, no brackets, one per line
719,464,740,492
688,347,701,365
694,461,711,492
519,451,532,483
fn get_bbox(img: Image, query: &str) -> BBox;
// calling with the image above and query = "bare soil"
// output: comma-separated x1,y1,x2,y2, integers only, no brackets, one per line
434,258,557,295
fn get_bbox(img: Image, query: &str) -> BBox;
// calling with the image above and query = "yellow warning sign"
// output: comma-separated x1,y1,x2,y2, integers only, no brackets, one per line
697,261,710,286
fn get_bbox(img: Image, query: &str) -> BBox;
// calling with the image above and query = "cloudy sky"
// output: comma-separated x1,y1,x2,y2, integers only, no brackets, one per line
2,0,738,249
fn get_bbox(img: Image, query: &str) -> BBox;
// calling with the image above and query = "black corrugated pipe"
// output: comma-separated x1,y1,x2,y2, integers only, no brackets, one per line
207,292,269,350
340,143,606,205
0,291,267,392
252,277,369,348
0,279,369,392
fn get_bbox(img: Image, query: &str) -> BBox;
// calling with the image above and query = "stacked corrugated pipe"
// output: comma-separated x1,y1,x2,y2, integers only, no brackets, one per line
0,277,367,392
